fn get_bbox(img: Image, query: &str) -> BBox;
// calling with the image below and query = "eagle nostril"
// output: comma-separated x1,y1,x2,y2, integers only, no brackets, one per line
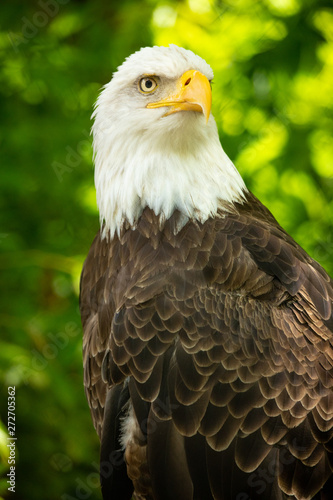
185,78,191,86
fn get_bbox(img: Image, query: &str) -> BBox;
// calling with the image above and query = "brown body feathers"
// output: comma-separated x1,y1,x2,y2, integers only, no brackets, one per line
81,193,333,500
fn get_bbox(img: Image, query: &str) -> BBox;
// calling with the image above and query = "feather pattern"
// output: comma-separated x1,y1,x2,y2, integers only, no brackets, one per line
81,200,333,500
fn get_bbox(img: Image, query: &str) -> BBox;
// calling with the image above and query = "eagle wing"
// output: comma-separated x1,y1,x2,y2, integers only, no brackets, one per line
80,200,333,500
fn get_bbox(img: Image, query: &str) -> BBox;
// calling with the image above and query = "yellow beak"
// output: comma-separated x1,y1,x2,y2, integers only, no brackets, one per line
146,70,212,123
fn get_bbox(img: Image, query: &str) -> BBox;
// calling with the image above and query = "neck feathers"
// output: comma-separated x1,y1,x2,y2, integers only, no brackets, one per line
93,115,247,238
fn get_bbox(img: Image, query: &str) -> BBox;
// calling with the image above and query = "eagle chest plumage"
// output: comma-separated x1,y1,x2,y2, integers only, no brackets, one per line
81,203,333,500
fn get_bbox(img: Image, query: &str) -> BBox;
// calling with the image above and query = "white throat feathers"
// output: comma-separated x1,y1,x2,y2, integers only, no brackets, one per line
92,44,247,238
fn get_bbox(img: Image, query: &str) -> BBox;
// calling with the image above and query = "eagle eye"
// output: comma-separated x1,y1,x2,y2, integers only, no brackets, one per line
139,76,158,93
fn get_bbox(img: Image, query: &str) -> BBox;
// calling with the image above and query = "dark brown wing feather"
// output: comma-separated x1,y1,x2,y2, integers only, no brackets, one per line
80,194,333,500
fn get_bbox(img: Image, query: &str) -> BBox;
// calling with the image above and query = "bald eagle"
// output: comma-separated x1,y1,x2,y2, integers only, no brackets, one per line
80,45,333,500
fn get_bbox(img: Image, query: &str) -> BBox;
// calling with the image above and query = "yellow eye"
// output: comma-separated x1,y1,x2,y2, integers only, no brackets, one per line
139,76,158,93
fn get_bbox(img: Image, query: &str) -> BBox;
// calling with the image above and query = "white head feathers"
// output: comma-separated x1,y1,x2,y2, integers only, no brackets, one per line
110,44,214,88
92,44,247,238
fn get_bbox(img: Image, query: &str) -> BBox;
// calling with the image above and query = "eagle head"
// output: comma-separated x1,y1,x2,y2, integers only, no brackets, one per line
92,45,246,237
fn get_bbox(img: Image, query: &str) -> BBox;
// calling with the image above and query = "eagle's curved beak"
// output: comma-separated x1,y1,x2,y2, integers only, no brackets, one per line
147,70,212,123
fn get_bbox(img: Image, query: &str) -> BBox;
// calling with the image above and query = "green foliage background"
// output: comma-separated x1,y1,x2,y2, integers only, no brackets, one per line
0,0,332,498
